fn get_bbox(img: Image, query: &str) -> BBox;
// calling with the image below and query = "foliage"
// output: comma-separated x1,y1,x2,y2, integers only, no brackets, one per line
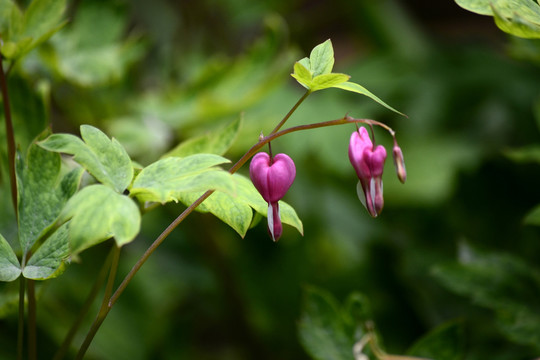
455,0,540,38
0,0,540,359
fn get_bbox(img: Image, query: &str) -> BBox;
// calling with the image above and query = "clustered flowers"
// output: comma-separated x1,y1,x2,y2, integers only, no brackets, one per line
250,124,406,241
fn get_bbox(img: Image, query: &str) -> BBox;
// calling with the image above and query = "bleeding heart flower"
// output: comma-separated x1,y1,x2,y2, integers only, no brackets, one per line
348,127,387,217
249,152,296,241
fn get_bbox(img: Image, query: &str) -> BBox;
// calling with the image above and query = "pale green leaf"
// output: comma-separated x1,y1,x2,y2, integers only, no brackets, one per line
47,2,144,86
232,174,303,235
17,140,83,255
332,81,407,117
23,222,70,280
492,3,540,38
22,0,67,40
164,117,242,158
455,0,495,15
3,0,67,59
310,73,350,92
39,125,133,193
298,57,311,70
0,0,17,35
176,181,254,237
175,173,303,237
291,61,313,90
309,39,334,77
130,154,235,203
0,233,21,282
455,0,540,38
59,184,141,253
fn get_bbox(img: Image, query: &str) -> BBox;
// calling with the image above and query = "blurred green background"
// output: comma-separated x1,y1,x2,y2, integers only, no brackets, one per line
2,0,540,359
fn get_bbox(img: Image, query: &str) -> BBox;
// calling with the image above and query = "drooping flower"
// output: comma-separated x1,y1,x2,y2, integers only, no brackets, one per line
348,127,387,217
249,152,296,241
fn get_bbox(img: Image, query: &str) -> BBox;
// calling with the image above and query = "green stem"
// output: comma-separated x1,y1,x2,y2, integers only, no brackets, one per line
53,248,114,360
27,280,36,360
75,245,121,360
17,277,25,360
270,90,310,135
0,54,18,220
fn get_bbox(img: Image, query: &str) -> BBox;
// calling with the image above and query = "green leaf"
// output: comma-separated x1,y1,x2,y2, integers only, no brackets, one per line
332,81,407,117
175,173,303,237
310,73,350,92
524,203,540,225
46,2,144,86
21,0,67,42
17,139,83,255
175,176,254,237
2,0,67,59
505,145,540,163
59,184,141,253
164,117,242,158
298,286,355,360
130,154,234,203
455,0,496,15
291,61,313,89
492,3,540,38
407,320,465,360
298,57,311,70
22,222,70,280
455,0,540,38
232,174,303,235
432,243,540,350
309,39,335,77
39,125,133,193
0,233,21,282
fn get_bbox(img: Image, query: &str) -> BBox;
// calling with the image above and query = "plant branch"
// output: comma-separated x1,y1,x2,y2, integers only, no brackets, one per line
0,54,18,220
270,89,310,135
27,280,37,360
54,248,115,360
75,245,121,360
17,277,25,360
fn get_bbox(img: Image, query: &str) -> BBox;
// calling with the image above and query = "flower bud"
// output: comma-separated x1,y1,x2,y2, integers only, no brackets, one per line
249,152,296,241
392,143,407,184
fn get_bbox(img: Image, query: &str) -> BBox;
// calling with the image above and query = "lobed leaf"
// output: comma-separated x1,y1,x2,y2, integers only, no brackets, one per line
455,0,540,38
59,184,141,253
492,3,540,38
131,154,234,203
175,173,303,237
0,233,21,282
310,73,350,92
39,125,133,193
47,2,144,86
332,81,407,116
1,0,67,59
309,39,335,77
291,61,313,90
22,222,70,280
17,139,83,255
